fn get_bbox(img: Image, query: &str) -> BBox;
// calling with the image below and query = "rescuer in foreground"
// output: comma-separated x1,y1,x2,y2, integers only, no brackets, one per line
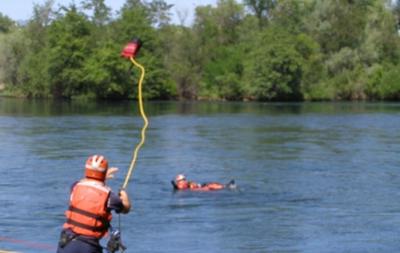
57,155,131,253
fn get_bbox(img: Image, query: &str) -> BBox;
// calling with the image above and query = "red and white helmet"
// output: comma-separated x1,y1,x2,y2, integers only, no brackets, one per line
175,174,186,182
85,155,108,181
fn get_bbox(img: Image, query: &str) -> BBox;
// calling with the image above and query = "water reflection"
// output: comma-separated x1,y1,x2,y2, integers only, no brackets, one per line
2,97,400,117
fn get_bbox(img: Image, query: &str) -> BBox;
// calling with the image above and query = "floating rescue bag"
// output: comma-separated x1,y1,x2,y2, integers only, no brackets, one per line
121,38,142,59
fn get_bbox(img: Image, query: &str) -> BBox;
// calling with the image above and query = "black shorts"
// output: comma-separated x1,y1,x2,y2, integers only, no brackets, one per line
57,230,102,253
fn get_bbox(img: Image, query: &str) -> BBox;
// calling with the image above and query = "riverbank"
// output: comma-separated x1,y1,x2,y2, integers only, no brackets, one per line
1,87,398,102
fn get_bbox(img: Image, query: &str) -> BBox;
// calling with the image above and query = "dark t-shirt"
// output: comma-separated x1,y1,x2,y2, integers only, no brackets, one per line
107,191,124,213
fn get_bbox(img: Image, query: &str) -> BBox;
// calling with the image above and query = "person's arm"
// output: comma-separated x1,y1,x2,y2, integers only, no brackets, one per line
119,189,131,214
105,167,131,214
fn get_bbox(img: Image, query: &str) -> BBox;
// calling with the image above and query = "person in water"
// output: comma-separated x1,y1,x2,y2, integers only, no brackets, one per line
172,174,236,191
57,155,131,253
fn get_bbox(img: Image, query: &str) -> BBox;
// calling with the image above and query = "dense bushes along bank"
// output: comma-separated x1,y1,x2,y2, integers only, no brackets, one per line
1,0,400,101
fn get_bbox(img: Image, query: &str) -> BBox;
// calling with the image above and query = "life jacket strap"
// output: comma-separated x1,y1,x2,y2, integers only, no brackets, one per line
68,206,104,220
67,206,110,232
66,218,108,232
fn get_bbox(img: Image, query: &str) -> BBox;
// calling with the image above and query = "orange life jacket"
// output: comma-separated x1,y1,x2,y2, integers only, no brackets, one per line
203,182,224,190
63,180,112,238
175,180,202,190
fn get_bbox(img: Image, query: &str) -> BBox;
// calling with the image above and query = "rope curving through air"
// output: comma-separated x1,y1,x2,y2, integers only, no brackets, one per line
122,56,148,190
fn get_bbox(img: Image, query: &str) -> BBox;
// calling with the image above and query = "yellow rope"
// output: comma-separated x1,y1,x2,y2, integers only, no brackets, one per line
122,56,148,190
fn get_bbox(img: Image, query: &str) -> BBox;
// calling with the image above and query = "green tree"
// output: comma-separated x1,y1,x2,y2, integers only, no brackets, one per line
83,41,130,99
47,4,92,98
111,0,174,99
305,0,373,54
392,0,400,29
202,45,244,100
243,27,305,101
193,0,245,99
0,13,15,33
243,0,276,26
3,0,400,102
17,0,55,97
269,0,312,34
81,0,111,26
0,13,19,92
0,30,28,90
145,0,173,27
361,0,400,65
159,25,200,99
366,63,400,100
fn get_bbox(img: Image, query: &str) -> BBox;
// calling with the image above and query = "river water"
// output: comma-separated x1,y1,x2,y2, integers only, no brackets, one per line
0,98,400,253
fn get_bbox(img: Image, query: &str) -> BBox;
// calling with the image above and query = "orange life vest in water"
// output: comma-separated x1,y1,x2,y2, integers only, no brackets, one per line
175,180,224,191
175,180,202,190
63,180,112,238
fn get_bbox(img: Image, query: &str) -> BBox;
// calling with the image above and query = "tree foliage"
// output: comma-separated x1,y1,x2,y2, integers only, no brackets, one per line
0,13,15,33
1,0,400,101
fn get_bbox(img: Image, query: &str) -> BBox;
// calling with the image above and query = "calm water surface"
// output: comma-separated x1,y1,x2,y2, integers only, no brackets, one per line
0,98,400,253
